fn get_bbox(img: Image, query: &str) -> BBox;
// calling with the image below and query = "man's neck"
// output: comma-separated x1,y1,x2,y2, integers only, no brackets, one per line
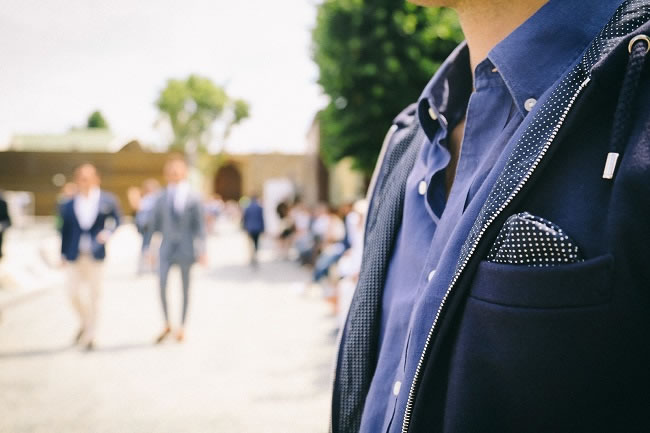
456,0,548,73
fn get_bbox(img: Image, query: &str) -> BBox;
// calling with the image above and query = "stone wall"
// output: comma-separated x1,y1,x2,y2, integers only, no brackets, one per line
0,150,167,215
0,150,327,215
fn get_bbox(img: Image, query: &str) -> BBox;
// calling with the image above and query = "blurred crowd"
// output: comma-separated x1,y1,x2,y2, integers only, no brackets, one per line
271,198,366,326
0,156,366,347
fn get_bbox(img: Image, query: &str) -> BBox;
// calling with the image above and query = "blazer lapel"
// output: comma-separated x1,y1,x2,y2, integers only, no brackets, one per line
91,191,107,230
68,200,81,230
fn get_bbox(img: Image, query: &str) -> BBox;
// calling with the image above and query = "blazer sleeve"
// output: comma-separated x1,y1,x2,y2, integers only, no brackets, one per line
193,199,207,255
110,195,122,231
0,200,10,230
60,203,70,256
143,196,163,251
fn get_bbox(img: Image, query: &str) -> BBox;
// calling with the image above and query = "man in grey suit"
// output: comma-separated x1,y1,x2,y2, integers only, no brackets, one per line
147,157,206,343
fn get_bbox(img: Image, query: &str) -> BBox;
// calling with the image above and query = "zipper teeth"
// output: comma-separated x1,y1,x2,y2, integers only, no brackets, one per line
401,76,590,433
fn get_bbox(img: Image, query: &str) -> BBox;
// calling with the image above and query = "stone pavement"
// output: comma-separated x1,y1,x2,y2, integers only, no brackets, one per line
0,221,337,433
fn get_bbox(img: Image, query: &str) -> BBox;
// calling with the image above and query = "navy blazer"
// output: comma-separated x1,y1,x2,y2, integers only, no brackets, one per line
242,200,265,234
333,2,650,432
60,191,121,261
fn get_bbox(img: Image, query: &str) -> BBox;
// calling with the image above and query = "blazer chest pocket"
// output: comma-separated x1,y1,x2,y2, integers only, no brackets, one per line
447,254,621,430
469,254,614,308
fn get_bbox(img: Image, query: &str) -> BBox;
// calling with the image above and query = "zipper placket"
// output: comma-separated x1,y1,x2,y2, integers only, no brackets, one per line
401,75,592,433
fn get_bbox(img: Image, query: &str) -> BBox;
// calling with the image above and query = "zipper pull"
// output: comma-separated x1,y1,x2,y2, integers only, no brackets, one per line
602,152,619,180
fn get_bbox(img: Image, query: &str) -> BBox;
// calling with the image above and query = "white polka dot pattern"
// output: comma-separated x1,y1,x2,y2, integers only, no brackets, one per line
486,212,583,266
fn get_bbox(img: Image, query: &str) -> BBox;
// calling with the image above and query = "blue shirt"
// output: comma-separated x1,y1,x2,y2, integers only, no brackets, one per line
358,1,623,431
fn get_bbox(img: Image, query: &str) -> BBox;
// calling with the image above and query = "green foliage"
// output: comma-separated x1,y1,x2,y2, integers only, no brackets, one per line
312,1,463,175
87,110,109,129
156,75,250,155
224,99,251,139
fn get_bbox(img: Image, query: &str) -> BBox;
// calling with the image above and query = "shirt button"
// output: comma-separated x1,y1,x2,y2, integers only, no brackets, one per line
524,98,537,112
427,269,436,282
393,381,402,396
418,180,427,195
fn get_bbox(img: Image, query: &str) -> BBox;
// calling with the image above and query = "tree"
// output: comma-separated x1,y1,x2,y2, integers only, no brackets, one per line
312,1,463,176
87,110,109,129
156,75,250,159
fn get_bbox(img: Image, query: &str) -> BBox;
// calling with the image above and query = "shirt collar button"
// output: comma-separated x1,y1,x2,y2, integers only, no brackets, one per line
524,98,537,112
428,106,438,121
418,180,427,196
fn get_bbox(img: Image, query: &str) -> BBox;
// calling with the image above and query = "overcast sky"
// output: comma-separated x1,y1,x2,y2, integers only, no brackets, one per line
0,0,327,153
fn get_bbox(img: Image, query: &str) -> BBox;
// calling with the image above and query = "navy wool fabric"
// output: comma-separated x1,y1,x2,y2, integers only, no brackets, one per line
60,191,121,261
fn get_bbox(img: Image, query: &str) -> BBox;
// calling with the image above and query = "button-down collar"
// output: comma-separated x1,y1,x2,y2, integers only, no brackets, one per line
488,0,622,115
417,42,472,140
418,0,623,125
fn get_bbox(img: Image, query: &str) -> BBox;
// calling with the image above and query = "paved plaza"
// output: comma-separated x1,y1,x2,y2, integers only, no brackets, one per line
0,221,337,433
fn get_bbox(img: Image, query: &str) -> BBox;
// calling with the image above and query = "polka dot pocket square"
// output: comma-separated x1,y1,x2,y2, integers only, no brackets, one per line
486,212,584,267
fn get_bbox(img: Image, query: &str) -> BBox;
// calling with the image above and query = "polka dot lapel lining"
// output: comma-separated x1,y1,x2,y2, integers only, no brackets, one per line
486,212,584,267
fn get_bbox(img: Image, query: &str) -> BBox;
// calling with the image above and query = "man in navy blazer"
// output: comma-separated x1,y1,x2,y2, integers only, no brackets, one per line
60,163,121,350
242,194,265,266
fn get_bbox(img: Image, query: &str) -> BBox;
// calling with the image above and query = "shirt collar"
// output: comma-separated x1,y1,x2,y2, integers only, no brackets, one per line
77,187,100,203
417,0,622,133
168,180,188,190
488,0,622,115
417,42,473,139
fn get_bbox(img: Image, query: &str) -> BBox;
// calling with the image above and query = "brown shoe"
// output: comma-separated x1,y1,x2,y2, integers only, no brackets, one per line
84,341,95,351
175,328,185,342
155,327,171,344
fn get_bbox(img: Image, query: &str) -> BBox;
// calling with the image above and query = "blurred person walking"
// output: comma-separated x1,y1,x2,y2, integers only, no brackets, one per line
148,157,206,343
0,192,11,266
135,178,161,274
60,164,121,350
242,194,265,267
275,201,294,260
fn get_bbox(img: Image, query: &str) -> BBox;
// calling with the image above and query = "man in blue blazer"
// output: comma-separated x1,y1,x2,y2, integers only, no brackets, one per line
332,0,650,432
60,163,121,350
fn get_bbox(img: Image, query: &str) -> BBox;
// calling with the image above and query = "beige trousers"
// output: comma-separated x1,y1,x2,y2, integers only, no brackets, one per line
67,255,103,345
